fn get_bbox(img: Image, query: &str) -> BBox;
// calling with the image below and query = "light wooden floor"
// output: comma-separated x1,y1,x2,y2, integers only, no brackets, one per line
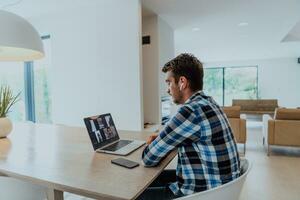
239,122,300,200
66,122,300,200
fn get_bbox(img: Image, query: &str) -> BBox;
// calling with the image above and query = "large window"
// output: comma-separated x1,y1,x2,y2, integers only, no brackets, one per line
224,67,258,105
204,66,258,106
0,36,52,123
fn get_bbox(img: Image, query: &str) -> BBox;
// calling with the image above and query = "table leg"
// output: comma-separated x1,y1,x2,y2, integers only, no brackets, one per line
47,188,64,200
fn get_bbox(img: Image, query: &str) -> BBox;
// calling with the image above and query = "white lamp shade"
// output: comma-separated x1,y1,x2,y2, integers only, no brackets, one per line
0,10,44,61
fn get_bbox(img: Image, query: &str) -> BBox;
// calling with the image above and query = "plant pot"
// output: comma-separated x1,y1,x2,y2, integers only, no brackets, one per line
0,117,12,138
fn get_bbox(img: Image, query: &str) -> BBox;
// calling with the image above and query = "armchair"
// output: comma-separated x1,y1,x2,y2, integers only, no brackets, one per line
263,108,300,156
222,106,247,154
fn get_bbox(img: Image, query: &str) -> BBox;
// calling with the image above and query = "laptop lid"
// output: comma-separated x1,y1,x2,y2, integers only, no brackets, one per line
84,113,120,151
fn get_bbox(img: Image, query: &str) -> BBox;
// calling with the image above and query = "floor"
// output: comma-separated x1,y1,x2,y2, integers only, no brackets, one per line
66,122,300,200
239,122,300,200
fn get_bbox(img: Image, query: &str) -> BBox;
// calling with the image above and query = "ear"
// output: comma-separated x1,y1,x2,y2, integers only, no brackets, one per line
179,76,187,90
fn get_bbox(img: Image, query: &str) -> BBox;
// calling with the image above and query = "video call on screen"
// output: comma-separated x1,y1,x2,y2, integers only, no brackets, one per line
87,114,118,144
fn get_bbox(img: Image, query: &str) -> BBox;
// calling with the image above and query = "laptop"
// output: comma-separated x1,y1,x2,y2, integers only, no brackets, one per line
84,113,145,155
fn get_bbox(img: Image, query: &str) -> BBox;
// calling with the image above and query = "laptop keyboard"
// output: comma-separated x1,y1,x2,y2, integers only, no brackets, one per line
102,140,133,151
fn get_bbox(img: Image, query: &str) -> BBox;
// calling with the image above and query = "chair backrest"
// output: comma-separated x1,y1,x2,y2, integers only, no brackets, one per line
222,106,241,118
222,106,246,144
176,159,251,200
274,108,300,120
0,177,47,200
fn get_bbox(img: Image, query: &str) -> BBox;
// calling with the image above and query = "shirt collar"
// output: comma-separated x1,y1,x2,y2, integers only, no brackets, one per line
184,90,204,104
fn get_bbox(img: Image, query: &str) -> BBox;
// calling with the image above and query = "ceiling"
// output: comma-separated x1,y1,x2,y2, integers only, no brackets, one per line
0,0,101,19
3,0,300,62
142,0,300,62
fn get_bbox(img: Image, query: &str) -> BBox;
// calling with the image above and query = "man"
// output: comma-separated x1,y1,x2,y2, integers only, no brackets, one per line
139,53,240,200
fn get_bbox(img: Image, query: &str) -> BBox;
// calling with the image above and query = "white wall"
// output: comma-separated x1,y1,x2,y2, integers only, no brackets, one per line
158,18,175,98
158,18,177,118
205,57,300,108
142,15,175,125
27,0,143,130
142,15,160,125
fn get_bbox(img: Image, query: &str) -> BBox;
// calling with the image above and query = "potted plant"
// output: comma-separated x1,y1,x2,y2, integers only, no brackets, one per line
0,85,20,138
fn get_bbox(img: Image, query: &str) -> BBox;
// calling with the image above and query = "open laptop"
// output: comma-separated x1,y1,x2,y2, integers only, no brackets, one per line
84,113,145,155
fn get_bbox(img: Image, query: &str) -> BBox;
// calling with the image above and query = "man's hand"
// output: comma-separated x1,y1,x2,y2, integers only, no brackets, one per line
146,134,158,145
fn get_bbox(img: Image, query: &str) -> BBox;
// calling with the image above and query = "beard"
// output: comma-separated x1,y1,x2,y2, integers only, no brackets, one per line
172,90,184,105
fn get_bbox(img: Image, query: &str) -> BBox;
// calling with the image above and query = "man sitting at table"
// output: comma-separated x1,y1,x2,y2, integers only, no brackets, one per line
138,53,240,200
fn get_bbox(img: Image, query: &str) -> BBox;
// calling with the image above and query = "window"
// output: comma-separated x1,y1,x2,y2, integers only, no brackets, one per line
224,67,258,105
33,36,52,123
204,66,258,106
203,68,223,105
0,62,25,121
0,35,52,123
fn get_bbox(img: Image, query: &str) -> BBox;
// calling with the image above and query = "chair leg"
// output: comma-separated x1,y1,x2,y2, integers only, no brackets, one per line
243,143,246,155
263,137,265,146
267,145,270,156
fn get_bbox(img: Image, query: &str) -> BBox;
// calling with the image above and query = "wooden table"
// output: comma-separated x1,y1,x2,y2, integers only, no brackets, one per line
0,123,176,200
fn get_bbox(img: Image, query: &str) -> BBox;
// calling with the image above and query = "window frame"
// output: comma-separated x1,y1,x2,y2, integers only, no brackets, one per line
204,66,258,106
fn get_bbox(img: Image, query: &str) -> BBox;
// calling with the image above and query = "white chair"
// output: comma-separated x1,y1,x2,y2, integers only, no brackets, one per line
0,177,47,200
175,159,251,200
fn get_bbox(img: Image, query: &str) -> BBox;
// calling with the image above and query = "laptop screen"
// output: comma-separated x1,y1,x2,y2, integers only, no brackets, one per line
84,113,120,150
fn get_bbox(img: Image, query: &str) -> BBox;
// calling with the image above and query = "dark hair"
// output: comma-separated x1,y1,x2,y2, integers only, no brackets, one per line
162,53,203,91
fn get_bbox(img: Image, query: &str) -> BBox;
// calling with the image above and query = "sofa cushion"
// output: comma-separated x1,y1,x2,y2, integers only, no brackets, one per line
274,108,300,120
222,106,241,118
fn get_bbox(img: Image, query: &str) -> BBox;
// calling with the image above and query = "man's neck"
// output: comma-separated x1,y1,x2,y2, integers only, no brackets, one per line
181,90,198,104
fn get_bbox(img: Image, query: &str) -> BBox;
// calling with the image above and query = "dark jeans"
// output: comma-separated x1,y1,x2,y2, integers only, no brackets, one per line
136,170,183,200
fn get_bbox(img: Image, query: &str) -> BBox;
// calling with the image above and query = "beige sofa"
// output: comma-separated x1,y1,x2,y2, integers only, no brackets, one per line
222,106,247,154
232,99,278,115
263,108,300,156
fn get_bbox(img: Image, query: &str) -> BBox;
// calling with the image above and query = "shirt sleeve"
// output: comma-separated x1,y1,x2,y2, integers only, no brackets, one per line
142,105,201,167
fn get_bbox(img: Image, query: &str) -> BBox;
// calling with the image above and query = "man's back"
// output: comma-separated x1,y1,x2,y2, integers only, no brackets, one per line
142,91,240,196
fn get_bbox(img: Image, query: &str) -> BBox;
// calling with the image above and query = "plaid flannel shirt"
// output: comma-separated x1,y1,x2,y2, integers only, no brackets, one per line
142,91,240,196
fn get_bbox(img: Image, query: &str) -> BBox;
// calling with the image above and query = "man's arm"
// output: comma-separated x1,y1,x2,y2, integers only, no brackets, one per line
142,105,201,167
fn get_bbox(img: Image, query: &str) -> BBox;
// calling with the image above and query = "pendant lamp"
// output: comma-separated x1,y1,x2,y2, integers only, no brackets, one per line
0,10,44,61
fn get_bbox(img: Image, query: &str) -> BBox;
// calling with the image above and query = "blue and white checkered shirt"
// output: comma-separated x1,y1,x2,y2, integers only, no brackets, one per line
142,91,240,196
